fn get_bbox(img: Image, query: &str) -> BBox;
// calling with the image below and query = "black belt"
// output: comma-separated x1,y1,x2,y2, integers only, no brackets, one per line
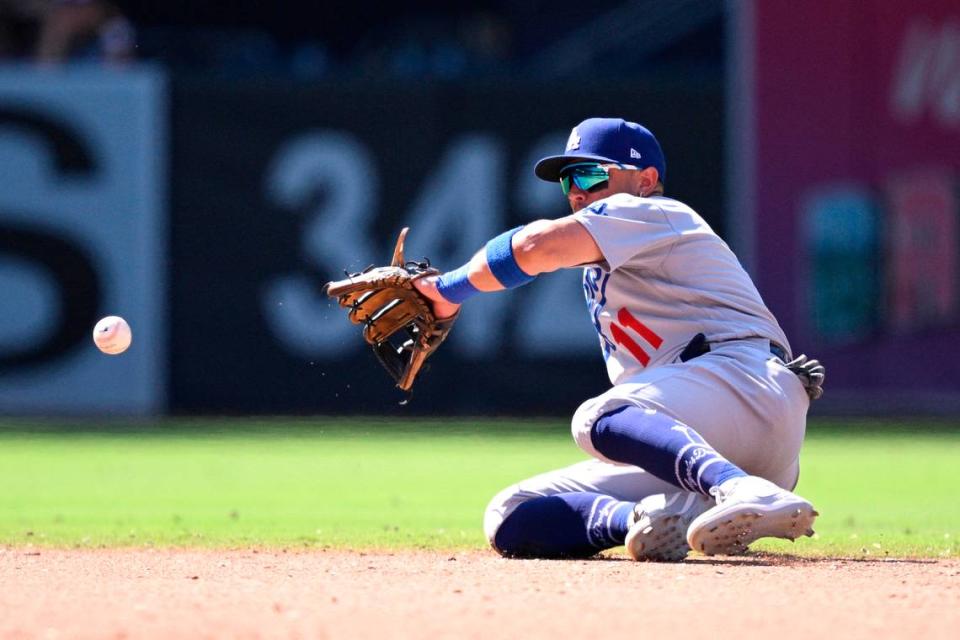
769,342,788,362
679,333,788,363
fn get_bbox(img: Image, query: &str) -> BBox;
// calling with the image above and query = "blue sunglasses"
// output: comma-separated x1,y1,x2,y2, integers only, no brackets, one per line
559,162,624,195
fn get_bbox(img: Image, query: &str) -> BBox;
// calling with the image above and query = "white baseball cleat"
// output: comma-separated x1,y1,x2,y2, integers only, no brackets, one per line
625,492,714,562
686,475,818,556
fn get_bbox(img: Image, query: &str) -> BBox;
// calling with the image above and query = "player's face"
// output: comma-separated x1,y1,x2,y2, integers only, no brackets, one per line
561,163,638,211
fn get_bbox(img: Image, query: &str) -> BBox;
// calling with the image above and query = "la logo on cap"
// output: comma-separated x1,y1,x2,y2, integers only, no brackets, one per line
566,128,580,151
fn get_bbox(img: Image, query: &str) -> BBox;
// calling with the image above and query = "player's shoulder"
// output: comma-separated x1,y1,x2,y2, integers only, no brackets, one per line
583,194,703,224
580,193,661,218
647,196,713,233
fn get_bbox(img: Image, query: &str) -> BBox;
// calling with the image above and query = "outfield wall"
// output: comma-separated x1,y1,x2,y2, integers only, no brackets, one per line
1,0,958,416
0,70,723,415
731,0,960,413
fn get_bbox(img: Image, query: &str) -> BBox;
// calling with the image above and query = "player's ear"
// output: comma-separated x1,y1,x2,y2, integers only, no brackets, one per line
637,167,660,196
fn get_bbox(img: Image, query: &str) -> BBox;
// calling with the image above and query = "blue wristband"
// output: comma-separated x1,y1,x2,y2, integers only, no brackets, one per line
486,227,535,289
436,263,481,303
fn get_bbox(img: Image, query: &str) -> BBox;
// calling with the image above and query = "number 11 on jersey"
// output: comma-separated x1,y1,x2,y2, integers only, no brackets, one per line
609,308,662,366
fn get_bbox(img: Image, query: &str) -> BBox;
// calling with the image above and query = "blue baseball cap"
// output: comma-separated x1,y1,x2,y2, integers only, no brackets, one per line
534,117,666,183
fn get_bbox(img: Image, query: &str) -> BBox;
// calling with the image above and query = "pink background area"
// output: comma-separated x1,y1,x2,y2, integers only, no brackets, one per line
752,0,960,394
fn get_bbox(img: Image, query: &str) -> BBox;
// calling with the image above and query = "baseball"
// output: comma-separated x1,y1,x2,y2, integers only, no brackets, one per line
92,316,132,355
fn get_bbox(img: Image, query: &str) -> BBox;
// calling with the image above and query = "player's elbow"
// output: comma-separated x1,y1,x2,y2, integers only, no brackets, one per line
513,220,565,275
514,218,601,273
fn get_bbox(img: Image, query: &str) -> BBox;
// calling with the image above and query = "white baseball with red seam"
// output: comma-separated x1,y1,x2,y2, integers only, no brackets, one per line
92,316,132,355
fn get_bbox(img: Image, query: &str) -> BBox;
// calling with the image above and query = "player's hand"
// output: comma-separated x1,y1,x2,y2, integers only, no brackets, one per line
413,275,461,320
785,354,825,400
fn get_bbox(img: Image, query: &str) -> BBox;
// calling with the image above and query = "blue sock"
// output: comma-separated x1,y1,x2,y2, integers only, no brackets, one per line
492,492,635,558
591,405,747,495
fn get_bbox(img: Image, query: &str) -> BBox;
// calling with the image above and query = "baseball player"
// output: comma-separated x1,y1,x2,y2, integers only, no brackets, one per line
407,117,824,560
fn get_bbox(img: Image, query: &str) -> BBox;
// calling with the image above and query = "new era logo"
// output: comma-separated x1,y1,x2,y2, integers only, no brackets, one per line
566,128,581,151
630,148,642,159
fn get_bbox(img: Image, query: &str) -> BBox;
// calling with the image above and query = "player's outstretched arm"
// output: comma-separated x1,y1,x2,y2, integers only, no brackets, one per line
413,216,602,315
513,216,603,274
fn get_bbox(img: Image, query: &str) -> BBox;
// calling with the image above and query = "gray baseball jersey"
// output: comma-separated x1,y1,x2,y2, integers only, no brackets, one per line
572,194,791,386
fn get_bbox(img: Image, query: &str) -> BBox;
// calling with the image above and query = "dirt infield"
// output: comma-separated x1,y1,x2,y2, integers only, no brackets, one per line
1,549,957,640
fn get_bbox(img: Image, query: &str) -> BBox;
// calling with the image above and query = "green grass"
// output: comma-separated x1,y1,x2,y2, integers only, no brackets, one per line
0,418,956,558
763,421,960,558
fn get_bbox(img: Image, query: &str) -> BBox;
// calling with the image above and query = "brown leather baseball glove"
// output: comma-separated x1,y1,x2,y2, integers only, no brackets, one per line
323,227,458,392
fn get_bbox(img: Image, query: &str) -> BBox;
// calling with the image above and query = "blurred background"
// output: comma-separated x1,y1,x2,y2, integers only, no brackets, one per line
1,0,958,418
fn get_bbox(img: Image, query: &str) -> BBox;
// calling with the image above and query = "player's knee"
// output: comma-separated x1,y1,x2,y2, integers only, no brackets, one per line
591,405,641,453
484,486,579,558
482,484,526,552
571,399,639,462
488,505,537,558
571,399,603,458
487,496,600,559
589,404,677,464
